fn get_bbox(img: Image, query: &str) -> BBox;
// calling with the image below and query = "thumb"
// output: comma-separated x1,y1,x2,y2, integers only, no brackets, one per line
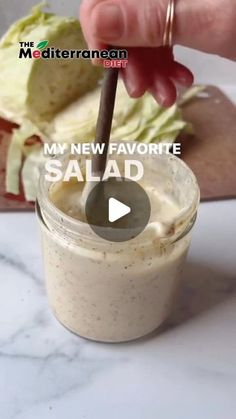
80,0,235,59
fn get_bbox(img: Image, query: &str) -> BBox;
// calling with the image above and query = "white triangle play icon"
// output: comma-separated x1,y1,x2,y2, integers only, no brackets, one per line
108,198,131,223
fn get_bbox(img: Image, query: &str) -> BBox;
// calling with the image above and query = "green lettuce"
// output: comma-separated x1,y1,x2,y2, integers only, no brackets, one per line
50,80,189,144
6,120,40,195
1,2,102,199
0,2,102,125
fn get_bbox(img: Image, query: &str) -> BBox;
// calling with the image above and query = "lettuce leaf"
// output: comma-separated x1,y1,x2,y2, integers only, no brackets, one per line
0,3,102,125
50,80,188,144
6,120,40,195
22,145,46,201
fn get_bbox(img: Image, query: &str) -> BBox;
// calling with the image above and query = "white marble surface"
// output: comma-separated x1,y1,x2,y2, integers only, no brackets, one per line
0,199,236,419
0,3,236,412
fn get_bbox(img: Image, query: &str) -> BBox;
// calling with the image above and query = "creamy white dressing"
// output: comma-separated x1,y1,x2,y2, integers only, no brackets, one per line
40,178,189,342
38,152,199,342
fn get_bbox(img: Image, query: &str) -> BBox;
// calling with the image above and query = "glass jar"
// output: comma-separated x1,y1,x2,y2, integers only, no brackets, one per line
36,151,200,342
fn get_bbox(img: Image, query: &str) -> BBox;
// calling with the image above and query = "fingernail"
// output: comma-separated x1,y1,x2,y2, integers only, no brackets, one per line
150,89,169,107
126,79,137,97
157,93,166,107
91,2,124,41
154,91,167,107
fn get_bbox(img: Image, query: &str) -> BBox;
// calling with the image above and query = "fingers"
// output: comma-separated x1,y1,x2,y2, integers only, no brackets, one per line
169,62,194,87
79,0,196,107
80,0,235,58
120,48,193,107
80,0,167,48
150,75,177,107
121,68,147,99
121,48,149,98
150,62,194,107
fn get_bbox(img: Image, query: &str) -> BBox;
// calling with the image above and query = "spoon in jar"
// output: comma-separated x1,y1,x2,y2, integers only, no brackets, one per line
80,66,119,211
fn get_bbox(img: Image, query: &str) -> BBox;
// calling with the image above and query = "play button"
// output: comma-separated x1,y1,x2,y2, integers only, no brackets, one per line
108,198,131,222
85,177,151,242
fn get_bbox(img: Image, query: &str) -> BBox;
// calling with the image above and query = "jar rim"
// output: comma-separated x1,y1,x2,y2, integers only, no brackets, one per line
36,147,200,248
36,199,197,248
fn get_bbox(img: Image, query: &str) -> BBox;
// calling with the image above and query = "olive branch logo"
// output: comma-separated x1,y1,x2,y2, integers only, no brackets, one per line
36,40,49,50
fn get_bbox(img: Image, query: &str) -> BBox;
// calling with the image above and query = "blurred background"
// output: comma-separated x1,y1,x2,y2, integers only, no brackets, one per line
0,0,236,87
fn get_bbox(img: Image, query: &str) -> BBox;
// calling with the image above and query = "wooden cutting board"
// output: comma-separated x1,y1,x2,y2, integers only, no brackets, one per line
0,119,34,211
0,85,235,211
180,85,236,201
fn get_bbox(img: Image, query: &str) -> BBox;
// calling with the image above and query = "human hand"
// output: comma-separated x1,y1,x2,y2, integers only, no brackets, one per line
80,0,236,106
